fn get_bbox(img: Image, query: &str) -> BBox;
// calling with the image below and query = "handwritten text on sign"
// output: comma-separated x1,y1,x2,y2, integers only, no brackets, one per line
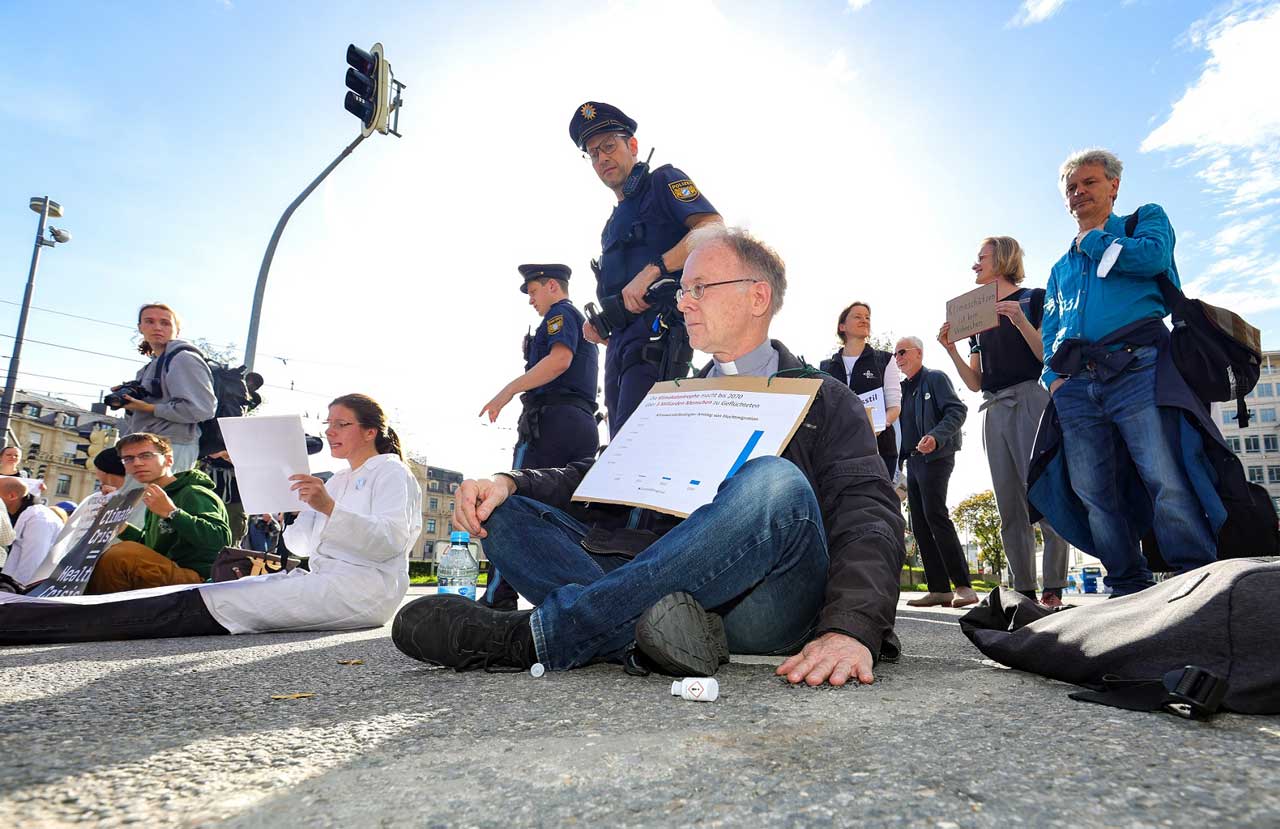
944,282,999,343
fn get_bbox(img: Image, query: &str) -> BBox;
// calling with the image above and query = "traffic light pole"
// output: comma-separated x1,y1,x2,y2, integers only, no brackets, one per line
243,132,367,372
0,197,55,443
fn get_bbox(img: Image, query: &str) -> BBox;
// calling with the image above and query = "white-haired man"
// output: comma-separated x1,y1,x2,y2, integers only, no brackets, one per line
1037,149,1215,596
393,228,906,687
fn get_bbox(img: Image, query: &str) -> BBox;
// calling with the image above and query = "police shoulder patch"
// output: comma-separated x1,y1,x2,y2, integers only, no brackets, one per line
668,179,700,202
546,315,564,335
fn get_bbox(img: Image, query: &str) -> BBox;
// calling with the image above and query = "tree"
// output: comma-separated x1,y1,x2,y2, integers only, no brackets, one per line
952,490,1004,579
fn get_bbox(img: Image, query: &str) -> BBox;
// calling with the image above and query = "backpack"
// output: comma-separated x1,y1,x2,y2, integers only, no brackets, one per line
960,559,1280,717
155,344,263,458
1124,210,1263,426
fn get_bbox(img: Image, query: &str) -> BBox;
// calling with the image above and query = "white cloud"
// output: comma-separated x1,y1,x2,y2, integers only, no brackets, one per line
1142,2,1280,316
1008,0,1070,27
847,0,872,9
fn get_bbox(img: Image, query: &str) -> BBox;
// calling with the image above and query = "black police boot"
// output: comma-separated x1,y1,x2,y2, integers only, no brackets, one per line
392,595,536,673
634,592,730,677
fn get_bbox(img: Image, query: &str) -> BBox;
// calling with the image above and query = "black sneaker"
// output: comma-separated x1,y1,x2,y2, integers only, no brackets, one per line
634,592,729,677
392,594,537,673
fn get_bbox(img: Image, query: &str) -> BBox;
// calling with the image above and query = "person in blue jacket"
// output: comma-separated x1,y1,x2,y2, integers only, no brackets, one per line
1037,148,1216,595
569,101,723,436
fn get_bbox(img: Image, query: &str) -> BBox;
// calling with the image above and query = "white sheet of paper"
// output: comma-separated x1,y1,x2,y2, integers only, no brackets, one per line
859,387,887,433
217,415,312,514
572,377,821,518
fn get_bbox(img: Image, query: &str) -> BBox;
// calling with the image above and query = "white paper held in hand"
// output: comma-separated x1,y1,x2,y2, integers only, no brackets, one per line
217,415,312,514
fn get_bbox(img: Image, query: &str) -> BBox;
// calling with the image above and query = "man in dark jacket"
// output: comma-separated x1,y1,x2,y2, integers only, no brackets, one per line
894,337,975,608
394,228,906,686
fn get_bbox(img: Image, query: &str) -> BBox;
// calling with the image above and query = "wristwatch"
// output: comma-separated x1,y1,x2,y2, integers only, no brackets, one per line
649,256,670,277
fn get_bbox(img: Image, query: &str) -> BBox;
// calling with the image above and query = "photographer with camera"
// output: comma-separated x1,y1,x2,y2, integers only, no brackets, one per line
110,303,216,474
569,101,722,436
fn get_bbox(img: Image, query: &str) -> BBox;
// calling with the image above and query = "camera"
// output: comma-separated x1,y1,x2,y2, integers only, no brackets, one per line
104,381,151,409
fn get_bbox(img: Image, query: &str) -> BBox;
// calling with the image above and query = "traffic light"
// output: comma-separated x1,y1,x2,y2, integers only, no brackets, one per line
345,42,391,138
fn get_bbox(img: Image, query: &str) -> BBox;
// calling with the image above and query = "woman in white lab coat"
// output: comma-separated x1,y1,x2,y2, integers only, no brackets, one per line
0,393,422,642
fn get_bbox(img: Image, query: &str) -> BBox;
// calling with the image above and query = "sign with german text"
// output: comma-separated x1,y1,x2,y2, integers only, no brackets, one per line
944,282,999,343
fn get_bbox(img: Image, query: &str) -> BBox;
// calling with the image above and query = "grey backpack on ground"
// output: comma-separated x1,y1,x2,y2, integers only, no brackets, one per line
959,558,1280,716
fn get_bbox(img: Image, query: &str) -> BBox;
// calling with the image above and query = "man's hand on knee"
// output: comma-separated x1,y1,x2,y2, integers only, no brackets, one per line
454,476,516,539
776,631,875,687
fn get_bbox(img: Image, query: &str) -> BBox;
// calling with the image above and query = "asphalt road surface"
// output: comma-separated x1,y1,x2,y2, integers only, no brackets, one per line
2,590,1277,828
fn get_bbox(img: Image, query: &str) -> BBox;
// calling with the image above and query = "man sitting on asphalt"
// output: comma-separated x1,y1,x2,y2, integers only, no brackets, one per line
86,432,232,594
393,227,906,686
0,478,63,592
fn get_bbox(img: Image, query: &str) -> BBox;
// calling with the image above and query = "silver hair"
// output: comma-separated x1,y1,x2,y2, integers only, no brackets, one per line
1059,148,1123,184
897,335,924,352
687,225,787,315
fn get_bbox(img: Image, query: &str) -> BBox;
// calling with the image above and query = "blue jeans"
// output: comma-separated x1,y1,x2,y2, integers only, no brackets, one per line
481,456,829,670
1054,345,1215,595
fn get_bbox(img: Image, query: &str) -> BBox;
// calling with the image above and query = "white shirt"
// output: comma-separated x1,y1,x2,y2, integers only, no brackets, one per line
2,505,65,588
200,454,423,634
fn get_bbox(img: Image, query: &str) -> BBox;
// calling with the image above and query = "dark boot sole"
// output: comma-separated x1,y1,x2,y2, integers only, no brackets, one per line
634,592,729,677
391,594,473,666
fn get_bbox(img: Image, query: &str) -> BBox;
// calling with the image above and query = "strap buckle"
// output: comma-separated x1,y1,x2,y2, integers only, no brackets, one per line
1162,666,1228,719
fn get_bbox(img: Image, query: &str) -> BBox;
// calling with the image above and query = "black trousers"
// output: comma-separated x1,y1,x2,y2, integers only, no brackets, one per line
906,454,971,593
0,588,228,645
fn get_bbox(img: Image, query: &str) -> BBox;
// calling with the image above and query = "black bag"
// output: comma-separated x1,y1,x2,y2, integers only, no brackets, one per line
210,546,303,582
155,344,263,457
1124,210,1262,426
960,559,1280,716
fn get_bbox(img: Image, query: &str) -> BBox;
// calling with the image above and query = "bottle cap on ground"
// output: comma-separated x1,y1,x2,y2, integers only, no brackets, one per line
530,663,545,678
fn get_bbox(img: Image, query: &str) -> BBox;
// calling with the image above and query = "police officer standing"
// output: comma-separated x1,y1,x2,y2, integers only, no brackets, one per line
570,101,723,435
481,264,600,468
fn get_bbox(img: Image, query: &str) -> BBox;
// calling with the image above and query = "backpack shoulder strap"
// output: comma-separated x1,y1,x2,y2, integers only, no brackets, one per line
1122,205,1184,309
155,343,211,394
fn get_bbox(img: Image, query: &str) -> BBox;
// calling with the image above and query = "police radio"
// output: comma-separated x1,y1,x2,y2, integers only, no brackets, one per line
622,147,655,199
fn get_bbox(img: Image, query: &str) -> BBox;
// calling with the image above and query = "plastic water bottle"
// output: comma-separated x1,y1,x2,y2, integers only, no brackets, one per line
671,677,719,702
437,531,479,600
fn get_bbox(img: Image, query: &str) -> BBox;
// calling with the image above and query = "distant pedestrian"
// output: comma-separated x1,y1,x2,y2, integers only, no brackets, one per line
938,237,1069,607
895,336,975,608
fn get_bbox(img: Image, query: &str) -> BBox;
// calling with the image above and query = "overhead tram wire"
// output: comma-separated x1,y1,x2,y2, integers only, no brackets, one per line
0,369,117,387
0,333,144,364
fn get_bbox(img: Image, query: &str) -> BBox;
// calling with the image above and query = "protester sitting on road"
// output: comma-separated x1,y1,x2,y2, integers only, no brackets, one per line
0,394,422,644
938,237,1070,607
820,302,902,479
895,336,976,609
85,432,232,594
0,477,64,592
392,227,906,686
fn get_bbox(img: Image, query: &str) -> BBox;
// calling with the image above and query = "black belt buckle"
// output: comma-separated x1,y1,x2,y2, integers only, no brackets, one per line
1162,666,1227,719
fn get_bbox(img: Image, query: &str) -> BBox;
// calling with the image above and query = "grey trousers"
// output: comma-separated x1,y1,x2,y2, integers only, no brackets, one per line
982,380,1069,591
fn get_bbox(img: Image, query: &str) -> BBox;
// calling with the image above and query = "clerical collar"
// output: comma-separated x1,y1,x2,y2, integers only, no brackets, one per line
711,339,776,378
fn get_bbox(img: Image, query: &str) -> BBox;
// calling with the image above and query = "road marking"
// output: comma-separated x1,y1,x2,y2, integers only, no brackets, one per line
897,614,961,627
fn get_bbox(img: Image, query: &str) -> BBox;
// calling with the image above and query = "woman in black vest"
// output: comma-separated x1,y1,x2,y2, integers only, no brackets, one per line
820,301,901,479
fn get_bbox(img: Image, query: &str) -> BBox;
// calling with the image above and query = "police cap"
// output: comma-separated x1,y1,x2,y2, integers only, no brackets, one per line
569,102,637,150
519,263,572,294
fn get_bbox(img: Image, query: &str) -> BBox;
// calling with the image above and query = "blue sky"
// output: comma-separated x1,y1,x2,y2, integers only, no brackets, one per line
2,0,1277,499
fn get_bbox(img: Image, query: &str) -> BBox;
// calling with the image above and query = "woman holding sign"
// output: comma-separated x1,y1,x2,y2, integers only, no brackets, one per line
937,237,1069,607
0,393,423,642
820,302,902,479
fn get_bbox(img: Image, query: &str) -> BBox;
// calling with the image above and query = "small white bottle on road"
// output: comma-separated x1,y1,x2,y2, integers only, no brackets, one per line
671,677,719,702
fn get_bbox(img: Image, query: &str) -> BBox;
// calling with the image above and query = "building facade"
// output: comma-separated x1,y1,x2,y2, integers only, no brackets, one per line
1212,350,1280,516
405,458,486,564
3,391,123,504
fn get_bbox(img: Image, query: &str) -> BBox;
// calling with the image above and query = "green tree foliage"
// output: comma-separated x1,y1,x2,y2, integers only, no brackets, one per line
952,490,1005,577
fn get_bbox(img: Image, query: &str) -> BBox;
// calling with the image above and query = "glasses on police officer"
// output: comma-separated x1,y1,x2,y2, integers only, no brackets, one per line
583,134,629,162
675,279,760,303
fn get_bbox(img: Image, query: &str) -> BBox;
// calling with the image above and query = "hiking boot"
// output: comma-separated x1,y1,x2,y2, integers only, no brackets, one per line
906,591,954,607
392,594,536,673
634,592,729,677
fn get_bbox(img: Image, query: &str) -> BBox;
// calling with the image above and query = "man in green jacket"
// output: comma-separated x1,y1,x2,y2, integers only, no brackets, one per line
87,432,232,594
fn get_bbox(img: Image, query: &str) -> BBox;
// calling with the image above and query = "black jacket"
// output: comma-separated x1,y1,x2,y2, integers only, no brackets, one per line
899,366,967,463
503,340,907,659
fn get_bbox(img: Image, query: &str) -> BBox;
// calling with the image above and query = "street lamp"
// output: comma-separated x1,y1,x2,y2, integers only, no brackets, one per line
0,197,71,443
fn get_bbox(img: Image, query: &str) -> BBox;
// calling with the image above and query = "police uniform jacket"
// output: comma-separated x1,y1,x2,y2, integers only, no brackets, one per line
501,341,907,661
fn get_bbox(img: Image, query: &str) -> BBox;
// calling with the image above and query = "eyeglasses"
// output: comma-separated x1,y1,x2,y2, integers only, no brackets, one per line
119,451,163,465
894,348,920,358
323,420,356,430
676,279,759,303
584,134,627,161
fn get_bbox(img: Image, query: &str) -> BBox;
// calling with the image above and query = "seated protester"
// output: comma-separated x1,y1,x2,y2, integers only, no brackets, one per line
86,432,232,594
0,394,422,643
0,478,64,592
392,228,906,686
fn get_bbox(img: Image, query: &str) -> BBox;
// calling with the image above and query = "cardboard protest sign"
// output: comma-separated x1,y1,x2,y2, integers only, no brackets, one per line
27,488,143,598
944,282,999,342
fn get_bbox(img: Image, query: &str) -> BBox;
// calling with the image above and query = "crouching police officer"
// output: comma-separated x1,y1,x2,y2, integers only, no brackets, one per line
570,101,723,435
479,264,600,609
